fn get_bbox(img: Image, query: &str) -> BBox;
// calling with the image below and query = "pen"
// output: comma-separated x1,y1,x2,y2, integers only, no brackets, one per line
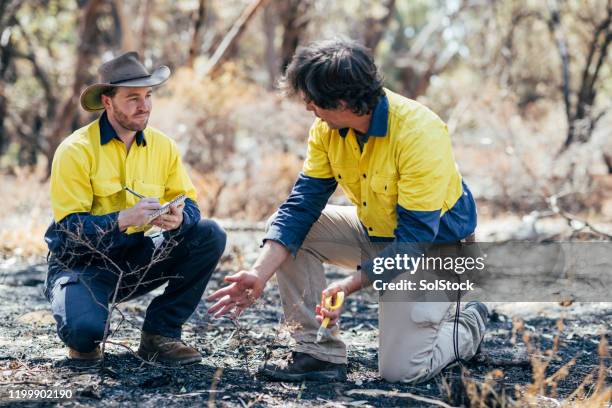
124,186,145,199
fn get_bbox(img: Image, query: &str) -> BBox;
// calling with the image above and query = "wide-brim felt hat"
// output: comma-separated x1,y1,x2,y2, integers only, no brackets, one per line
80,51,171,112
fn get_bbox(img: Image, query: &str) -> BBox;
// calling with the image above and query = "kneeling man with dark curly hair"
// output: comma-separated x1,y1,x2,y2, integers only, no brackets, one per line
208,39,487,383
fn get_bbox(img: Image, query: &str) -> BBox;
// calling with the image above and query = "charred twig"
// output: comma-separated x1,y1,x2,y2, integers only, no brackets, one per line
207,367,224,408
52,220,182,364
548,195,612,240
102,340,167,369
0,380,50,386
229,318,252,376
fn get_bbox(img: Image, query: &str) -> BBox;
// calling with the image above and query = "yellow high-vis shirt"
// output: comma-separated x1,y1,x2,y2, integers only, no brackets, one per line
302,89,463,238
49,113,197,235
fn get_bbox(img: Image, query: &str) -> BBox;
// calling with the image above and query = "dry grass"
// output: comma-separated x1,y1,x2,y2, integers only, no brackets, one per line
150,67,311,221
0,169,50,260
463,317,611,407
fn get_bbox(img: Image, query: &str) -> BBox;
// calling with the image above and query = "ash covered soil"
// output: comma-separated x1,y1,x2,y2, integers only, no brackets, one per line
0,229,610,407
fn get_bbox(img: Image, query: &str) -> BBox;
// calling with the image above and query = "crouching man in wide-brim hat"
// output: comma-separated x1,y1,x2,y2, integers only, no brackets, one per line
44,52,226,364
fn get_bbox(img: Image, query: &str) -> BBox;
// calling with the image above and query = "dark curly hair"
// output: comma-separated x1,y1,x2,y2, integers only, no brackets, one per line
280,39,384,115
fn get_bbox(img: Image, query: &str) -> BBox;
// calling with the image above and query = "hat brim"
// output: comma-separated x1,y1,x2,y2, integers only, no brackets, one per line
80,65,171,112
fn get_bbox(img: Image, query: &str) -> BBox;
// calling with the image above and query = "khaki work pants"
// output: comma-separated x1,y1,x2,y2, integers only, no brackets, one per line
269,205,486,383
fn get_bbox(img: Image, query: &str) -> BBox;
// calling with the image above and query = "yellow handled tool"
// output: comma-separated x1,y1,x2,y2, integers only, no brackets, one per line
315,291,345,343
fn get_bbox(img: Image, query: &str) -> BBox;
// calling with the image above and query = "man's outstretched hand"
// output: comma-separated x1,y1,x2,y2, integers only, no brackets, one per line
207,270,265,318
207,240,290,319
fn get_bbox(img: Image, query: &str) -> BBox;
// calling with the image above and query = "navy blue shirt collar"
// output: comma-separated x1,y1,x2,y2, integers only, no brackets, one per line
339,94,388,138
99,111,146,146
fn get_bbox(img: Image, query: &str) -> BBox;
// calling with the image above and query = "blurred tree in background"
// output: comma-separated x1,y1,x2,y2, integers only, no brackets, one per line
0,0,610,220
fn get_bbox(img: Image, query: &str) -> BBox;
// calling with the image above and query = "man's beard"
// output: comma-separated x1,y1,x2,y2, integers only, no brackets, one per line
112,104,149,132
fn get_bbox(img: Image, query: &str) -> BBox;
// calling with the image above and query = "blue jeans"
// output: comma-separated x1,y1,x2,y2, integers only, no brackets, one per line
45,219,226,353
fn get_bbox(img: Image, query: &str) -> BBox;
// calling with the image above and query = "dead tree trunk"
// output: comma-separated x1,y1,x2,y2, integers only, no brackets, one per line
277,0,313,73
262,4,278,88
139,0,153,56
112,0,135,52
0,34,11,155
394,0,468,98
0,0,22,154
9,13,60,165
203,0,269,77
551,0,611,151
187,0,207,68
362,0,396,53
46,0,103,178
0,90,7,155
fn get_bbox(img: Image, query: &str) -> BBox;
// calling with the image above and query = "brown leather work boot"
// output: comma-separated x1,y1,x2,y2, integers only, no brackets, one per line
137,331,202,365
68,346,102,361
259,351,347,382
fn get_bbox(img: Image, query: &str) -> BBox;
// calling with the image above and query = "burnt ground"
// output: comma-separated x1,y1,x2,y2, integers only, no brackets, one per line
0,230,610,407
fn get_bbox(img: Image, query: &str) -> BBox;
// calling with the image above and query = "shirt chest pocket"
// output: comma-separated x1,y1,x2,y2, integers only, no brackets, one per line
331,165,360,204
91,179,124,215
370,174,398,213
134,180,165,200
